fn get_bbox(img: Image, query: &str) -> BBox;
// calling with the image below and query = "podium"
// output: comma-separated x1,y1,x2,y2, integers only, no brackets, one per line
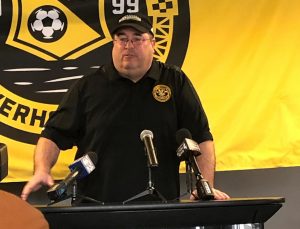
38,197,284,228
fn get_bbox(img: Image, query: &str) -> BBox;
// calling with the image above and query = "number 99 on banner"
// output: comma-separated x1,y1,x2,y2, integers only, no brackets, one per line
112,0,139,14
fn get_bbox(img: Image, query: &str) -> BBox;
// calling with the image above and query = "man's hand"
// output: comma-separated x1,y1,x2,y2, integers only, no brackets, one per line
21,172,54,201
190,188,230,200
211,188,230,200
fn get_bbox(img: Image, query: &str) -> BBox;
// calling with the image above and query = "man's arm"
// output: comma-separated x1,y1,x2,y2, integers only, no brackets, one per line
21,137,60,201
197,140,216,186
193,140,230,200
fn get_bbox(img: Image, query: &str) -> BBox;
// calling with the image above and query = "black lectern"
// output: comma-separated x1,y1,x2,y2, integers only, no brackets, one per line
38,197,284,229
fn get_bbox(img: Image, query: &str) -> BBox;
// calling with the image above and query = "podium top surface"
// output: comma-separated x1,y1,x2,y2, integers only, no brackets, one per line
38,196,285,212
38,197,284,228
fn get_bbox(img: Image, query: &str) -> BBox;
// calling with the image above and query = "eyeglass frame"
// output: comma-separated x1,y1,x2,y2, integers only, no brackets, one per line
113,36,154,47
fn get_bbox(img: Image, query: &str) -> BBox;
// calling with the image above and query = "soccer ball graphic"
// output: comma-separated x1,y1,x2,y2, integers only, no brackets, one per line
28,5,67,42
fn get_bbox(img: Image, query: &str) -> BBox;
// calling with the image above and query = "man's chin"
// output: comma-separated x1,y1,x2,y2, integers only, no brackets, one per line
122,62,137,70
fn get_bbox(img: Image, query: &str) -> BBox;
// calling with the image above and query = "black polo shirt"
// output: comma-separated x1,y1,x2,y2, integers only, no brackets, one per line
42,60,213,203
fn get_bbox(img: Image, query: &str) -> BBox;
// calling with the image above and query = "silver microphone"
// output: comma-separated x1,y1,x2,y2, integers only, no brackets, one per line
140,130,158,167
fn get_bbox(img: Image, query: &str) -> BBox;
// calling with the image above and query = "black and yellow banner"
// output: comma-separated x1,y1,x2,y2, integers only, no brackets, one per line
1,0,300,182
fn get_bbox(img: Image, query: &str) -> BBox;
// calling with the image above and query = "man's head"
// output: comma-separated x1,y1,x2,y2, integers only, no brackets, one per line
111,14,155,82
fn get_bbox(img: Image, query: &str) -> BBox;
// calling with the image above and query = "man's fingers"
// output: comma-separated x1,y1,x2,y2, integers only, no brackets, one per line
46,176,54,187
21,173,54,201
189,189,198,200
21,181,42,200
212,188,230,200
189,188,230,200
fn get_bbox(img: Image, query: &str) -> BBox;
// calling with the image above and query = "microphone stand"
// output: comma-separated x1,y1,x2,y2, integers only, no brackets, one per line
47,180,103,206
174,161,194,201
70,181,103,206
186,161,193,194
188,153,214,200
123,158,166,204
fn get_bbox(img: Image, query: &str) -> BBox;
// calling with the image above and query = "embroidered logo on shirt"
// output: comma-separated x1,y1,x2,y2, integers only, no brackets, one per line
152,85,171,102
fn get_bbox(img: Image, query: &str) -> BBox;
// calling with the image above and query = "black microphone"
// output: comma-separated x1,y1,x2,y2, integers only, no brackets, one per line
176,129,201,160
47,151,98,201
176,129,214,200
140,129,158,167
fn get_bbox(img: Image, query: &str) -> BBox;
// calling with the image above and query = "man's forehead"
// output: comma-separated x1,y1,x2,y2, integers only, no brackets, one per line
115,27,146,36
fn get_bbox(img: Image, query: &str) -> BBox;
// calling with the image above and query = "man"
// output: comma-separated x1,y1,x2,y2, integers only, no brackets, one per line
21,13,229,202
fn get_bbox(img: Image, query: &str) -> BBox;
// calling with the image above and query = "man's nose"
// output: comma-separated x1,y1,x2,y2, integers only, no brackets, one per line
125,40,135,48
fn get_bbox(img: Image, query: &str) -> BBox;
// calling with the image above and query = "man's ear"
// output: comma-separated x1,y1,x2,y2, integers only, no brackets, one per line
151,39,156,51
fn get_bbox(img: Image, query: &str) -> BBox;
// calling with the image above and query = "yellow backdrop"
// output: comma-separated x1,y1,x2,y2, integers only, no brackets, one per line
184,0,300,171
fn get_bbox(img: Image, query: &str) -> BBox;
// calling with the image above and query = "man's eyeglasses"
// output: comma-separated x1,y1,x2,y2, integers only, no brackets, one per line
114,37,152,47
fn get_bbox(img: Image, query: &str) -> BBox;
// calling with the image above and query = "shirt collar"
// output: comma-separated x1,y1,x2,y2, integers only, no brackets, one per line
146,61,160,81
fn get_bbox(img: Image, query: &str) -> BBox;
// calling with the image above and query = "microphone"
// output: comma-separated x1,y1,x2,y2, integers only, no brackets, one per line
47,151,98,201
140,130,158,167
176,129,201,160
176,129,214,200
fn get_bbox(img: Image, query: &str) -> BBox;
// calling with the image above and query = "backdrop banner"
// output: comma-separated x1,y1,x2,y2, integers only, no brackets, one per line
1,0,300,182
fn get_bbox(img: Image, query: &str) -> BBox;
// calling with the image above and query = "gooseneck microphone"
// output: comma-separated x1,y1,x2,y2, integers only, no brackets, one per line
140,130,158,167
47,151,98,201
176,129,214,200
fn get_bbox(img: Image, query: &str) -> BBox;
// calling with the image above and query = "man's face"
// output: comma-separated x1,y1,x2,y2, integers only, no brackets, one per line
112,27,155,79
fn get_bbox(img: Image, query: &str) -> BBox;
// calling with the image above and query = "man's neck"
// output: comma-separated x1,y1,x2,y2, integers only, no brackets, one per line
118,63,152,83
119,71,145,82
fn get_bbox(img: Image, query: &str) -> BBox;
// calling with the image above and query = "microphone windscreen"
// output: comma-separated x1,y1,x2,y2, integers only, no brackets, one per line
176,128,192,144
140,129,153,140
69,151,98,179
86,151,98,165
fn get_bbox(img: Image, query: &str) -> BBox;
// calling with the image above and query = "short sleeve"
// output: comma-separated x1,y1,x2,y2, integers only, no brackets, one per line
41,80,83,150
175,71,213,143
